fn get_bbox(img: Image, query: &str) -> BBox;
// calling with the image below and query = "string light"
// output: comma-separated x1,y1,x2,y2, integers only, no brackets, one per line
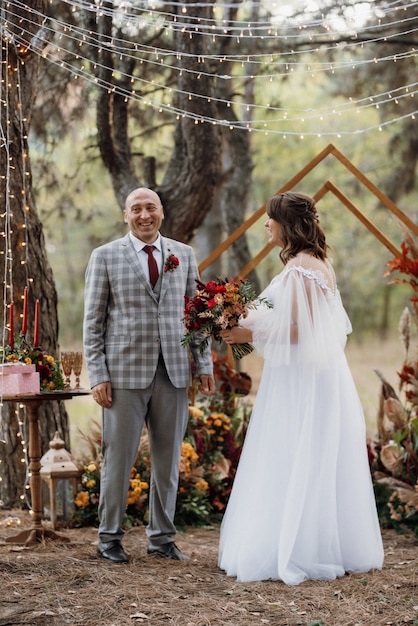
8,3,418,66
52,0,418,40
1,3,416,137
17,403,30,506
0,13,32,493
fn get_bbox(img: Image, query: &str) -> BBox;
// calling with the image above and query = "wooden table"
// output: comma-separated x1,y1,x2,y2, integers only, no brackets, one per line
3,389,91,546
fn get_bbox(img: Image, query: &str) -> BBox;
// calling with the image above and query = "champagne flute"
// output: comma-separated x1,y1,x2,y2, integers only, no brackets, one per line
61,351,75,389
73,352,83,389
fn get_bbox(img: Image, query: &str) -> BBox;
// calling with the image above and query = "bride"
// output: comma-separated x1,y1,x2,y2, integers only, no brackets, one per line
218,191,384,585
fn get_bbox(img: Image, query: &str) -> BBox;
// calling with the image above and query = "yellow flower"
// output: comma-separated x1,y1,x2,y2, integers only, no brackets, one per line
195,479,209,492
130,478,142,490
126,492,136,505
74,491,90,508
24,357,31,364
87,463,96,472
85,479,96,489
127,486,142,505
46,355,55,365
188,406,204,419
181,442,198,464
179,458,191,474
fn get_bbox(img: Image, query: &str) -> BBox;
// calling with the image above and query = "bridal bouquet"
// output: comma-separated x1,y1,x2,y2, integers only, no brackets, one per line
182,277,262,359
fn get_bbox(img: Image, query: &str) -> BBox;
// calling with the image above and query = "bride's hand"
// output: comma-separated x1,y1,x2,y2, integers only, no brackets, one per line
220,327,253,344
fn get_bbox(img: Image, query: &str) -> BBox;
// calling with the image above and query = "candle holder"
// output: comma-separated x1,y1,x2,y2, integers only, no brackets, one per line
61,352,75,389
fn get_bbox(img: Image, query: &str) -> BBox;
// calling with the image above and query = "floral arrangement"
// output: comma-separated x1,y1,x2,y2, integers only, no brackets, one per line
182,277,266,360
73,462,101,527
384,236,418,321
371,229,418,537
73,448,150,529
73,354,252,528
176,440,211,526
0,336,65,391
164,254,180,273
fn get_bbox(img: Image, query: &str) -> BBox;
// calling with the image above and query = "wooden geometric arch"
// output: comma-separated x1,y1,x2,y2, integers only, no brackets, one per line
199,143,418,279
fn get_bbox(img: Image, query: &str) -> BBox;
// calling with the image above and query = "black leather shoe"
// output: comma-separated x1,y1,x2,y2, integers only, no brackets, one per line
147,541,190,561
97,540,129,563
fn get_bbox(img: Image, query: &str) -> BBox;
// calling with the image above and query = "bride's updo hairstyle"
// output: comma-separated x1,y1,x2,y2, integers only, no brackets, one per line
266,191,328,264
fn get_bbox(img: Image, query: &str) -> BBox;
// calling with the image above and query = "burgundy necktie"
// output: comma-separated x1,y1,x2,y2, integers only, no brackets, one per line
143,245,159,287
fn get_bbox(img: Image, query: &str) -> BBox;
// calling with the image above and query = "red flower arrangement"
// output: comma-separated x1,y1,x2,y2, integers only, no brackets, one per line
164,254,180,273
182,277,266,359
384,237,418,319
0,336,65,391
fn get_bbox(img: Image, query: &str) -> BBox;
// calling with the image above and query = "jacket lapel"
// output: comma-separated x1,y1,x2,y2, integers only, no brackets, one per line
159,238,175,302
121,233,157,300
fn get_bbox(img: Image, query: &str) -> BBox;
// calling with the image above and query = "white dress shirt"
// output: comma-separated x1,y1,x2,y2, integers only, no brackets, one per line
129,231,163,282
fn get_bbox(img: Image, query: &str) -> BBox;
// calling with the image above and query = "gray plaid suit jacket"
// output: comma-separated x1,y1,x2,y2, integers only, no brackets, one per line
83,233,213,389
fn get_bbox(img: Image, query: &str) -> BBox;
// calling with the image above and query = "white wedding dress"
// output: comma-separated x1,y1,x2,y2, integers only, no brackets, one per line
218,253,384,585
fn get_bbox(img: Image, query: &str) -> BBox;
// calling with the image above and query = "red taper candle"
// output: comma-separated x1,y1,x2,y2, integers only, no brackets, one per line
33,299,39,347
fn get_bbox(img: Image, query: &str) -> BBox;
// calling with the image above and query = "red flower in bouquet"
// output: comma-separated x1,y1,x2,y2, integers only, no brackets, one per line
182,277,263,359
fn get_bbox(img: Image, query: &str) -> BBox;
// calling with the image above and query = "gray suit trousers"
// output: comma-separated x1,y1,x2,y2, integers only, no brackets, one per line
98,356,189,545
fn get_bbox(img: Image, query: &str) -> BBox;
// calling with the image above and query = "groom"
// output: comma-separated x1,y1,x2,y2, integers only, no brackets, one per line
83,187,214,563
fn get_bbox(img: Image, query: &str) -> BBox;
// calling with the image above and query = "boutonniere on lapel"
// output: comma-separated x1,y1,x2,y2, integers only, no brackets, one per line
164,254,180,273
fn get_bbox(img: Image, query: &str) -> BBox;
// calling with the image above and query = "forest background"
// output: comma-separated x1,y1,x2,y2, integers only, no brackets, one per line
0,0,417,508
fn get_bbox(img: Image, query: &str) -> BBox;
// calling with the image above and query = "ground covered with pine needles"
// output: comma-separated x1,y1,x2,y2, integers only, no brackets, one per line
0,510,417,626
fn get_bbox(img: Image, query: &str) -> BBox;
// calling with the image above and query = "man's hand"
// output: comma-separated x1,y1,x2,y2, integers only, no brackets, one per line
92,381,112,408
198,374,215,395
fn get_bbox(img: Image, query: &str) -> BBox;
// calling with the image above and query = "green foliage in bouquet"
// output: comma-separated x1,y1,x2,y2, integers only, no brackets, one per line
371,230,418,538
0,336,65,391
73,354,252,528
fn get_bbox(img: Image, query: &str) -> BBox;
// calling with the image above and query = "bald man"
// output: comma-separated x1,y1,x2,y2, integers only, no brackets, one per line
84,188,214,563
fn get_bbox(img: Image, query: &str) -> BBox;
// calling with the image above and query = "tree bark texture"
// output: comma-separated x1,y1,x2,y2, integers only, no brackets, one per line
92,1,254,243
91,0,257,285
0,1,69,508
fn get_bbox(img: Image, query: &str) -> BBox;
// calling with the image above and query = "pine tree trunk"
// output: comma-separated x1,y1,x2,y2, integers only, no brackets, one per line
0,1,69,508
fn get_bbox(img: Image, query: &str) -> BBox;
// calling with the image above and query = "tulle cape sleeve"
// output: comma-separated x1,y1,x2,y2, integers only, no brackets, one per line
241,266,352,367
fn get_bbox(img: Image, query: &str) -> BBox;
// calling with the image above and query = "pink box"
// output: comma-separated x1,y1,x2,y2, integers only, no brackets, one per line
0,363,40,395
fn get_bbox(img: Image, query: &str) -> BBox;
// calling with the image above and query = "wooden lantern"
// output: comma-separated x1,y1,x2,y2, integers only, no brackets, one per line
40,431,81,529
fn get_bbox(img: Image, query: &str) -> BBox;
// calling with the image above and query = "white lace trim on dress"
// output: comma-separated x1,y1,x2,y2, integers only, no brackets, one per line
284,264,334,294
